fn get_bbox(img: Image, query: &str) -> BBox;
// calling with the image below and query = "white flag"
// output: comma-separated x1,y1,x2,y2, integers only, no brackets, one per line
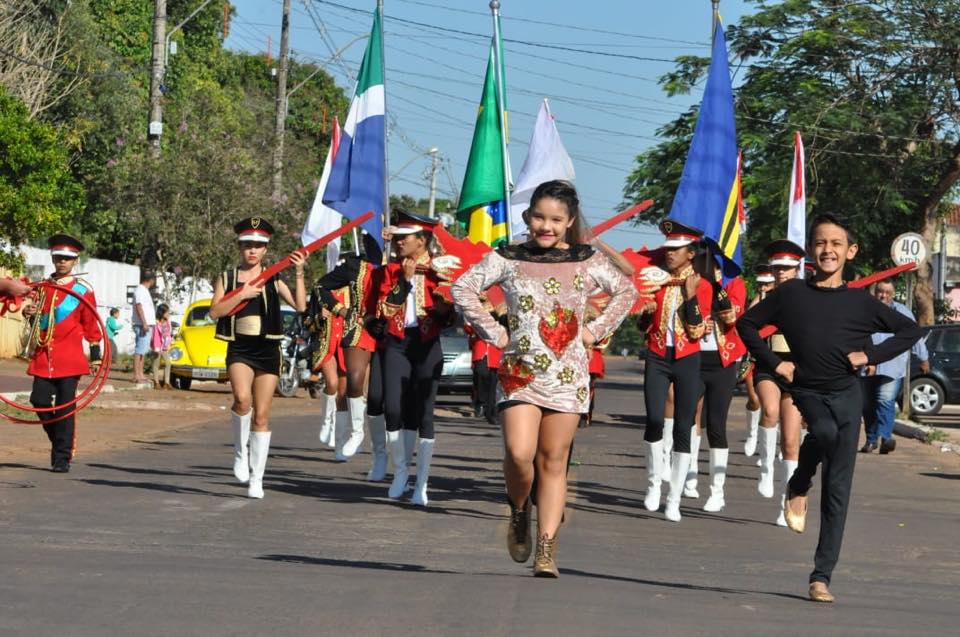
787,131,806,276
509,99,576,239
302,118,343,272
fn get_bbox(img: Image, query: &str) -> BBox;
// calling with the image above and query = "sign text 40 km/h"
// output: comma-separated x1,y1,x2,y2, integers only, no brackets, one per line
890,232,928,267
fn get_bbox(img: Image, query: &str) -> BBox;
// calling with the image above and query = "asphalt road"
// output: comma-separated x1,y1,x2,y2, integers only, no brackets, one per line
1,358,958,636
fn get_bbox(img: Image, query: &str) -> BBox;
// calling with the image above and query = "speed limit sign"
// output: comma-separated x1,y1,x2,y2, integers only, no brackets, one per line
890,232,928,267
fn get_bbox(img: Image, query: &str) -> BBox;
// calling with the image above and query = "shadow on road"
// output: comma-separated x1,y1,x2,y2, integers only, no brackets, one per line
562,567,808,601
257,554,460,574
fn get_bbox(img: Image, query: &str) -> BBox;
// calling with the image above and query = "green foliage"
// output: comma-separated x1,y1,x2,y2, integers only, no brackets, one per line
624,0,960,279
609,316,645,357
0,88,83,269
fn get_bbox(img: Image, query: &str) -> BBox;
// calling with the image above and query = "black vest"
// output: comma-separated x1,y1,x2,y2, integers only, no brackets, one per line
215,268,284,341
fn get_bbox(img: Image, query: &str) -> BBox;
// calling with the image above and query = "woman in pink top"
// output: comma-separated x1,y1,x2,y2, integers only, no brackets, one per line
151,303,173,389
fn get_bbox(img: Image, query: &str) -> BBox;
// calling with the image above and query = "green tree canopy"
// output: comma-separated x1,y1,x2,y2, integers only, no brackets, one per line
0,88,83,268
624,0,960,323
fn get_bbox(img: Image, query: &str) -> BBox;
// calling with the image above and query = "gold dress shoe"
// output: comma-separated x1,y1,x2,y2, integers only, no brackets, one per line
506,498,532,563
533,534,559,578
809,581,835,603
784,486,808,534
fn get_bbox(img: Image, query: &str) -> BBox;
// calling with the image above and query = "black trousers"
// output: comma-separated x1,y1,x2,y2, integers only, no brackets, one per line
698,351,738,449
643,348,700,453
383,329,443,438
367,349,385,417
473,358,498,424
30,376,80,466
787,382,862,585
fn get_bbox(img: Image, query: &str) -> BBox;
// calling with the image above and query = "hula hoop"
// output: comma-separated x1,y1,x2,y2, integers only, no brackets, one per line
0,281,111,425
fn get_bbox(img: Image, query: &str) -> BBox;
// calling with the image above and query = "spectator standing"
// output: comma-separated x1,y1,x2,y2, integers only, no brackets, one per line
131,272,156,386
151,303,173,389
106,308,122,365
860,279,930,454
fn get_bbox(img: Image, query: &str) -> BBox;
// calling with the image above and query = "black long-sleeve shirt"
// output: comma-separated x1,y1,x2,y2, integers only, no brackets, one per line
738,278,924,392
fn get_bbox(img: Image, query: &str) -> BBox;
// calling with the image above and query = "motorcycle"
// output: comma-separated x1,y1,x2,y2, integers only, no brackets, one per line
277,315,320,398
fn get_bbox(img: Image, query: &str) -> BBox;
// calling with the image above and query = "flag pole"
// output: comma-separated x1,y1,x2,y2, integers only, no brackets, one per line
490,1,512,242
378,0,390,241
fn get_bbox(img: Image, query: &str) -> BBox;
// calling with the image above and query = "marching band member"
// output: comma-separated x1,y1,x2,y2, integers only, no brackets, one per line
304,284,348,455
638,220,712,522
209,217,306,499
752,240,804,503
22,234,101,473
378,211,453,505
685,250,747,512
311,232,385,476
453,180,636,577
742,264,774,457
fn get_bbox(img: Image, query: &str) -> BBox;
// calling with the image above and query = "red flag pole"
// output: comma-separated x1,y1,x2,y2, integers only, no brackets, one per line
589,200,654,238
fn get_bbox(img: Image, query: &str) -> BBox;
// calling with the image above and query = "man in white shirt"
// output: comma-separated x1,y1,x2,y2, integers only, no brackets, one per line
131,272,156,385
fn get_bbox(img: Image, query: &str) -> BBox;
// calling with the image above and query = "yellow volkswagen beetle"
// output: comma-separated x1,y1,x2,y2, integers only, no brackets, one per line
168,298,299,390
168,298,228,390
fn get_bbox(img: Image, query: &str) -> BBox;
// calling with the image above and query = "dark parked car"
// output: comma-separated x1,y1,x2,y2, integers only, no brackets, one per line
910,325,958,416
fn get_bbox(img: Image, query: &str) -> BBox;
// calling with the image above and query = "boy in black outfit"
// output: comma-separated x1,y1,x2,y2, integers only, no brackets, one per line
739,214,923,604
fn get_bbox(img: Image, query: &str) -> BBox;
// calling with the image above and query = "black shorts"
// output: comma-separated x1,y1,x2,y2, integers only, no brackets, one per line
226,335,282,375
754,353,793,392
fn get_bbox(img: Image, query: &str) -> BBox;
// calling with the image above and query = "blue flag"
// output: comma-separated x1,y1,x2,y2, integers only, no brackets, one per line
668,23,742,279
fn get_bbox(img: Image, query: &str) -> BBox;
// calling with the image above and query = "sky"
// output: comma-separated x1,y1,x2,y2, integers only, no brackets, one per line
223,0,754,250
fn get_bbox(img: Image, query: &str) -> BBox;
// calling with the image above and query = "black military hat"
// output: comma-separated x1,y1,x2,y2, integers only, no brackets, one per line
234,216,275,243
755,263,775,284
48,234,84,258
764,239,805,267
391,209,440,236
658,219,704,248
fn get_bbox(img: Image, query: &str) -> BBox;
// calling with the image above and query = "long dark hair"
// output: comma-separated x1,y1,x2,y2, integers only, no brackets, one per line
525,180,587,245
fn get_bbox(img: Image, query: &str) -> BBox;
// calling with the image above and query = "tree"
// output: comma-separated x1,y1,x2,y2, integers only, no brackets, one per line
0,87,83,269
624,0,960,324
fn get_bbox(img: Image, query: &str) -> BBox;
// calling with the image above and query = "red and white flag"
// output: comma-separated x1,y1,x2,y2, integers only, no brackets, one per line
787,131,806,276
302,117,343,272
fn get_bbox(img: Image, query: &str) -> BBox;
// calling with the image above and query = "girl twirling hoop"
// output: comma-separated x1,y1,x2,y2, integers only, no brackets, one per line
453,180,636,578
209,217,306,499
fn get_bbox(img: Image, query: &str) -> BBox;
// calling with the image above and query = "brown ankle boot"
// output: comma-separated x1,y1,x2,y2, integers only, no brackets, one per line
506,497,532,563
533,534,559,578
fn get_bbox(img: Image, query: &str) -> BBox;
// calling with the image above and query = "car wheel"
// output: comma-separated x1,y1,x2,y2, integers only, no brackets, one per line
277,361,298,398
171,376,192,391
911,378,944,416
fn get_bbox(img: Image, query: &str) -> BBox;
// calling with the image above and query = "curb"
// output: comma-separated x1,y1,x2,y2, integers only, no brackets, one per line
895,418,960,454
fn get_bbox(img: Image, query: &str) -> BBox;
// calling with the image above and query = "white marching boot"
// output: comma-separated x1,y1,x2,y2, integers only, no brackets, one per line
660,418,674,482
318,392,337,446
776,458,798,526
411,438,435,506
683,427,700,498
333,410,350,461
231,409,251,483
744,408,760,456
644,440,665,512
247,430,272,499
366,414,388,481
703,448,729,513
757,425,778,498
387,430,409,499
341,396,366,458
664,451,691,522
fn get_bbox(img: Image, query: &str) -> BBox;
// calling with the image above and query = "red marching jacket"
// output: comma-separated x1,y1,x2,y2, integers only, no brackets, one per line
644,273,713,359
378,254,451,342
28,278,100,379
711,276,748,367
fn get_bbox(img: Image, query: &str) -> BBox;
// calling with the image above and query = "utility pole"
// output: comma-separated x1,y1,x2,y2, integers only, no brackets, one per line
271,0,292,204
148,0,167,157
427,147,440,218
